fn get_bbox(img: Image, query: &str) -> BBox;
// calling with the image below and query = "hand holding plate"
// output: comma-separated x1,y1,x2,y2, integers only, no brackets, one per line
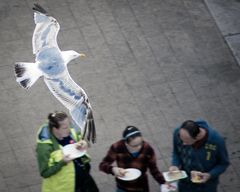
63,154,74,163
112,167,127,177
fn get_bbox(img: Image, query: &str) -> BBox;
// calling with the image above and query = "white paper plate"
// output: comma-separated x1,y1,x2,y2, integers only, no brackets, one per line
62,143,86,159
163,170,188,182
117,168,141,181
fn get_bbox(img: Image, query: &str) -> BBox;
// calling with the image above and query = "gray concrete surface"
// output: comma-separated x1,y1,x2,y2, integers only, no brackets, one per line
205,0,240,65
0,0,240,191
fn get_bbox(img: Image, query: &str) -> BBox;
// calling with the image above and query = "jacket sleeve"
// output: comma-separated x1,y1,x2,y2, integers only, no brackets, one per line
171,129,181,167
99,144,117,175
209,138,230,178
36,143,66,178
148,145,165,184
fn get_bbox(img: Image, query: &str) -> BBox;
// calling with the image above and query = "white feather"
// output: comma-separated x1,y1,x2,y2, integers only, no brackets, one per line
32,12,60,54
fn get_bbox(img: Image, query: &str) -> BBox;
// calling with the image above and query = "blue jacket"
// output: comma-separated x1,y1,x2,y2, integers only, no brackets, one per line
172,120,229,179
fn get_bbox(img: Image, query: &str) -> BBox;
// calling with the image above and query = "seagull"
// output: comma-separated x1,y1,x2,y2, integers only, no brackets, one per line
14,4,96,143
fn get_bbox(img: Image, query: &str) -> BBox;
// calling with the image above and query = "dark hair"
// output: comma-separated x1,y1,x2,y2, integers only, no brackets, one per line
122,126,142,143
48,111,68,129
180,120,200,139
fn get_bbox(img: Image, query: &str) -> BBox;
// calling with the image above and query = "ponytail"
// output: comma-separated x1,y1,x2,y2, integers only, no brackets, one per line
48,111,68,129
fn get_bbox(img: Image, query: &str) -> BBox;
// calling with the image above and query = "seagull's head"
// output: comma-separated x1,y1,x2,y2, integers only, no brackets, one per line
62,50,86,65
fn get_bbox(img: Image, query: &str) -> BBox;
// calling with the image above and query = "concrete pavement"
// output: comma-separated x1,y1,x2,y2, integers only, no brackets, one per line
205,0,240,66
0,0,240,191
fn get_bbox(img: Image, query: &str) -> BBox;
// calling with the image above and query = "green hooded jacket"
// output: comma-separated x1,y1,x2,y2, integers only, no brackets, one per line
36,123,90,192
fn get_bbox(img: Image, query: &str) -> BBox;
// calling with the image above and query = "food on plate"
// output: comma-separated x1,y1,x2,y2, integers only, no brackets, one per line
167,171,185,180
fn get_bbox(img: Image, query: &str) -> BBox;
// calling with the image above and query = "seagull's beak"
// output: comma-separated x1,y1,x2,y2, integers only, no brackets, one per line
79,53,86,58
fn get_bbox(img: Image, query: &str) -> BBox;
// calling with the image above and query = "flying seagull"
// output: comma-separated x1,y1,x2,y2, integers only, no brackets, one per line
14,4,96,143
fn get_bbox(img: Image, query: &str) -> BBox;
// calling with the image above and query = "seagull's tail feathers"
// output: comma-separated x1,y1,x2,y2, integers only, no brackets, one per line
14,62,43,90
32,3,48,15
70,104,96,144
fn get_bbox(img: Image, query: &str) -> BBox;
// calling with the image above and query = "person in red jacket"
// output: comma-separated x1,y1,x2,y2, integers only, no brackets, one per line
99,126,166,192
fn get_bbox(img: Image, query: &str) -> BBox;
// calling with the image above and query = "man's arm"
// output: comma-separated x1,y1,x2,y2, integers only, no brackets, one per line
171,129,181,168
209,139,230,178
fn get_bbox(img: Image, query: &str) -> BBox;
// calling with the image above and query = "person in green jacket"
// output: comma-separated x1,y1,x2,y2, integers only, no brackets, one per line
36,111,99,192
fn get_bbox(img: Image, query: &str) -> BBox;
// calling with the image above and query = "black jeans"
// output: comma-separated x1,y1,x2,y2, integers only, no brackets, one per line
75,163,99,192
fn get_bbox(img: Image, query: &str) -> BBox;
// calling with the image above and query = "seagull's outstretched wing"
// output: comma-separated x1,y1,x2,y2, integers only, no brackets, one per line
32,4,60,54
44,71,96,143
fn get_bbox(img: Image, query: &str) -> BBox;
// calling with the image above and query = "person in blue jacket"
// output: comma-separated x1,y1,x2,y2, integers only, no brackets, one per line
169,120,229,192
